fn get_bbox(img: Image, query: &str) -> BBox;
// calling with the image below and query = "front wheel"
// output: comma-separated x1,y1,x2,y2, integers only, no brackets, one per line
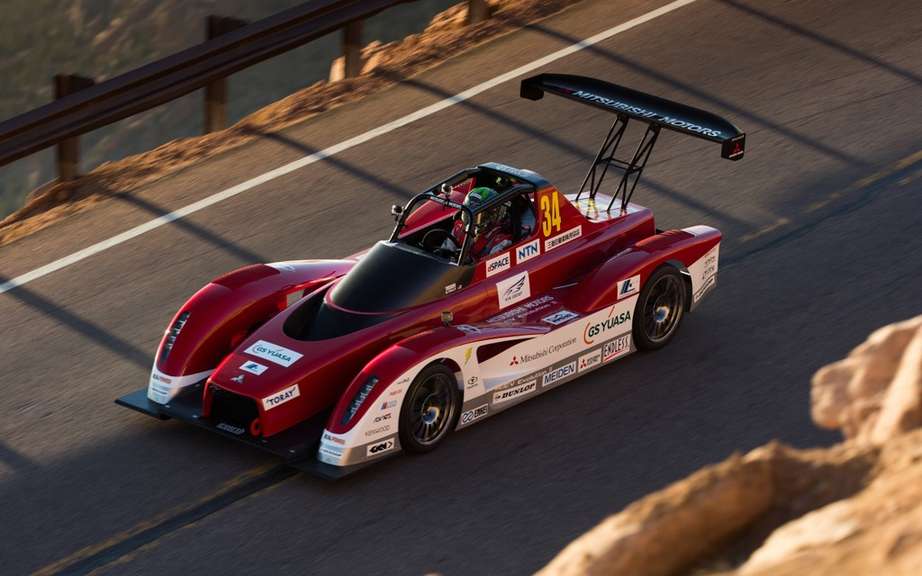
632,266,687,351
399,363,461,453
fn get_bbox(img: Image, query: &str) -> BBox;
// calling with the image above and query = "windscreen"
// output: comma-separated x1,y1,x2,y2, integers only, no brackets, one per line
330,242,473,313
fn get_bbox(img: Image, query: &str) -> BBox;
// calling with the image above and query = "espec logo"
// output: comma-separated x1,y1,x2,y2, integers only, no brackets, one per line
486,252,511,277
366,438,395,457
583,307,632,345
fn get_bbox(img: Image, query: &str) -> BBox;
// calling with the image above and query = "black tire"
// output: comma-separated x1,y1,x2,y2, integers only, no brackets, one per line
632,266,687,351
398,363,461,453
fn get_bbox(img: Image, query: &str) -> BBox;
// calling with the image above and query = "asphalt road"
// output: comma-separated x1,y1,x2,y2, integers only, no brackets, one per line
1,0,920,574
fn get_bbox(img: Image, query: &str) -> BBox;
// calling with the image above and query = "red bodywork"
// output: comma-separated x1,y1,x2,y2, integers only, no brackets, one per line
152,171,718,439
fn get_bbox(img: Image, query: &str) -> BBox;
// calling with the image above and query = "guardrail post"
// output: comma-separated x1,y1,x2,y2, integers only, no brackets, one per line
54,74,95,181
468,0,492,24
204,15,247,134
342,20,364,78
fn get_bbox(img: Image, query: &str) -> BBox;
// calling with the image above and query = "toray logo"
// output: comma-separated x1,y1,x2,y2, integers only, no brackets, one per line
516,239,540,264
261,384,300,410
583,307,632,344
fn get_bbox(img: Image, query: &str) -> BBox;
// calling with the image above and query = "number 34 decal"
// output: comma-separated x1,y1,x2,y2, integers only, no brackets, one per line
541,191,562,237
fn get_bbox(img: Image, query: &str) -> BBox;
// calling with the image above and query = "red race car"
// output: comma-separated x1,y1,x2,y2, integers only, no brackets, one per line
117,74,745,479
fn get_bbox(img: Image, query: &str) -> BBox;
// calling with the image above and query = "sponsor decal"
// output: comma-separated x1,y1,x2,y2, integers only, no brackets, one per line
151,373,172,384
319,444,343,456
542,360,577,387
244,340,303,367
323,432,346,445
497,271,531,308
373,413,392,423
460,404,489,424
216,422,245,435
578,349,602,372
239,360,268,376
542,310,579,326
603,333,632,362
365,424,392,437
571,91,723,138
366,438,396,457
583,307,632,345
466,376,479,389
230,374,245,384
464,347,473,366
444,283,459,294
261,383,300,410
493,380,536,404
544,226,582,251
318,445,344,463
690,245,720,303
380,400,397,410
486,252,511,277
487,295,555,323
617,275,640,299
512,337,578,365
456,325,481,335
515,238,540,264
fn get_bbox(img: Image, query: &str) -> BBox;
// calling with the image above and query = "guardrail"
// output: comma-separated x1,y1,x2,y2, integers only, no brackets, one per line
0,0,493,182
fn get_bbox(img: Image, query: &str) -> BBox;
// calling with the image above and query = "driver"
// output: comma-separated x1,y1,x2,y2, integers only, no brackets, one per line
444,186,513,260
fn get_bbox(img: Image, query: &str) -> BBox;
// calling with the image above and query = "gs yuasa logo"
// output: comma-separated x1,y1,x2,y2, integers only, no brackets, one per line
244,340,302,367
583,308,632,344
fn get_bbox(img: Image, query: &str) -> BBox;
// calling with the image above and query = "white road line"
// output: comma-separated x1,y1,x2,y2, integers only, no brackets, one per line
0,0,698,296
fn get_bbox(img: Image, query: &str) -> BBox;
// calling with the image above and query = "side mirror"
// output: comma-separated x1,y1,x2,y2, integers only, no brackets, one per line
440,183,452,196
390,204,403,221
440,310,454,326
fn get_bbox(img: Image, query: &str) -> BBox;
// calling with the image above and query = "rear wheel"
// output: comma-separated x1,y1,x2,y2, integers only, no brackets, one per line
399,363,461,453
632,266,687,351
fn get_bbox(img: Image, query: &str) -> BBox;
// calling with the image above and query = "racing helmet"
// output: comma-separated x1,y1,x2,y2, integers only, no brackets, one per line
463,186,503,229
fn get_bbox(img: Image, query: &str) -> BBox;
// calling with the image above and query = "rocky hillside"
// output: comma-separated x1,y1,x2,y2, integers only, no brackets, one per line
541,315,922,576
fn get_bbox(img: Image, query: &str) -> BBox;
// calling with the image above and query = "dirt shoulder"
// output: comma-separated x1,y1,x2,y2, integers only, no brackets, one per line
0,0,585,248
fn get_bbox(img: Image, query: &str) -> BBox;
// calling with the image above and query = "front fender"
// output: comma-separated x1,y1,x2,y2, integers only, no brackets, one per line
317,323,544,466
147,259,354,404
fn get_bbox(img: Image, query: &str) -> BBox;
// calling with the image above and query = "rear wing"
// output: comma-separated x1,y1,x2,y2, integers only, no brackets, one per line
521,73,745,212
521,74,745,160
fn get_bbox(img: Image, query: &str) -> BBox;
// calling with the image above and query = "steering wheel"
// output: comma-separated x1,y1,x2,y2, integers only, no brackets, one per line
421,228,458,252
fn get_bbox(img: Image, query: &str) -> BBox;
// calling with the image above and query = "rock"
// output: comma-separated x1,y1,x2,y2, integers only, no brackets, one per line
542,314,922,576
538,453,774,576
812,315,922,445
